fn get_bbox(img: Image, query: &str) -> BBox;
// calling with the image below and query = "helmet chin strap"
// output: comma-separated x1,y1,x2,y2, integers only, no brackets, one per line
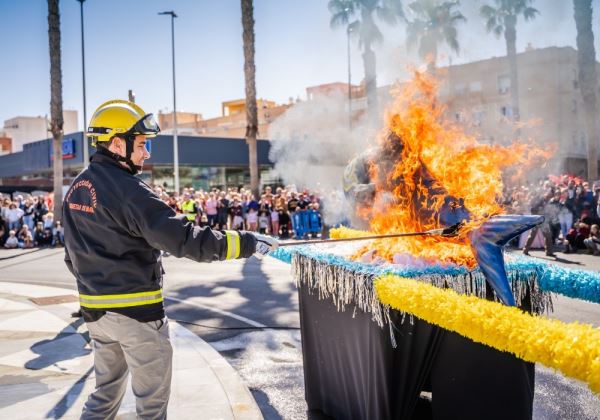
97,136,142,175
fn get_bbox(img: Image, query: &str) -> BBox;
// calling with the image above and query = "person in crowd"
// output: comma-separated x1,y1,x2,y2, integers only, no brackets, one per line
18,224,34,248
6,203,24,232
4,230,18,249
307,203,323,239
0,221,6,247
246,208,258,232
557,189,574,244
34,196,49,224
15,194,25,210
258,210,270,234
592,186,600,225
217,191,230,229
270,204,280,237
230,199,244,230
33,222,50,247
53,220,64,246
44,212,55,230
564,221,591,253
194,197,206,227
180,192,198,226
279,206,290,239
523,191,555,257
287,192,299,213
23,198,35,230
205,192,218,228
166,195,179,212
583,224,600,255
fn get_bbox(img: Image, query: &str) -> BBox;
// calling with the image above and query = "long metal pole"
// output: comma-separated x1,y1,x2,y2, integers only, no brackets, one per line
171,14,179,194
78,0,88,168
347,26,352,130
279,228,452,247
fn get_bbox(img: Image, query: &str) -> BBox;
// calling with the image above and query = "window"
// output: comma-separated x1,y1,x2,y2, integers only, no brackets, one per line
454,83,466,94
469,81,482,92
498,75,510,94
473,110,484,126
580,132,586,153
501,106,513,117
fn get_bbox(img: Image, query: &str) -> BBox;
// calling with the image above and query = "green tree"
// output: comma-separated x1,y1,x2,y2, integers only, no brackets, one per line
241,0,259,197
48,0,64,221
328,0,404,126
406,0,466,70
573,0,599,180
480,0,538,130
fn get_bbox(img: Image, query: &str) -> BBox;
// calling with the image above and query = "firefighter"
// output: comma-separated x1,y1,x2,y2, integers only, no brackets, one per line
63,99,278,419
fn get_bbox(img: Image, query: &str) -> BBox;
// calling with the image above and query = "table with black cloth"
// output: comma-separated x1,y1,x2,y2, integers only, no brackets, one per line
298,285,535,420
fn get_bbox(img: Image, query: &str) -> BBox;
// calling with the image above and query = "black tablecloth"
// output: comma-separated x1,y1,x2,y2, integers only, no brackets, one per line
299,286,535,420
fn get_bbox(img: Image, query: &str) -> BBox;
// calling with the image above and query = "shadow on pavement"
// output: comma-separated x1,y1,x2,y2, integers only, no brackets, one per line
167,257,298,342
25,317,90,371
45,366,94,419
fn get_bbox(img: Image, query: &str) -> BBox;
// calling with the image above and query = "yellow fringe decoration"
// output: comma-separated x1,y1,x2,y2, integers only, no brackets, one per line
330,226,372,239
374,275,600,394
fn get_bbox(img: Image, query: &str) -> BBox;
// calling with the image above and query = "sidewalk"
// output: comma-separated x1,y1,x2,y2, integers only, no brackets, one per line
0,281,262,420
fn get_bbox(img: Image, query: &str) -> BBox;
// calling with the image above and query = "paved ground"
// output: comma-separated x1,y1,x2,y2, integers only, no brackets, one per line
0,246,598,419
0,280,261,420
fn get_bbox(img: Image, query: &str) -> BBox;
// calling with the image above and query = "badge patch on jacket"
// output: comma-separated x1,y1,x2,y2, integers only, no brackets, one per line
66,179,98,214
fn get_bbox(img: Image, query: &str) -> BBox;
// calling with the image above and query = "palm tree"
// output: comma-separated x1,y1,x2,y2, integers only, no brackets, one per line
48,0,64,221
328,0,404,126
480,0,538,130
573,0,599,180
405,0,466,70
241,0,259,197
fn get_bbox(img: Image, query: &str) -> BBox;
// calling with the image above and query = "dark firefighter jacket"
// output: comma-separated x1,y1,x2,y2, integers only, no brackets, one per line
63,150,257,322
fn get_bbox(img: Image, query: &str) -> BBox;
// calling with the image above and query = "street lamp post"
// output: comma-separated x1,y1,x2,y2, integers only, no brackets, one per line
77,0,88,168
159,10,179,193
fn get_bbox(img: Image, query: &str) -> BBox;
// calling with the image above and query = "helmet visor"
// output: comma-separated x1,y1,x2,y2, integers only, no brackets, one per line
130,114,160,136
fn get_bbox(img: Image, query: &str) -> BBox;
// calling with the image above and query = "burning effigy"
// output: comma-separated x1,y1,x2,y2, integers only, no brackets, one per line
271,70,600,419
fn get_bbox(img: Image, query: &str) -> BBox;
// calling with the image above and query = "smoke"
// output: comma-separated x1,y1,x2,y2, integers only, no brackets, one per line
267,91,380,225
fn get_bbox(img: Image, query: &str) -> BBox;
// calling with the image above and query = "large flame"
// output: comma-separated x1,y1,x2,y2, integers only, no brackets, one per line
334,71,550,267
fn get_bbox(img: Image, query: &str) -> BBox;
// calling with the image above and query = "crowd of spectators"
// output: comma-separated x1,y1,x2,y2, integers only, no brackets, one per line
0,185,325,252
0,195,64,249
152,185,324,239
4,174,600,256
503,175,600,255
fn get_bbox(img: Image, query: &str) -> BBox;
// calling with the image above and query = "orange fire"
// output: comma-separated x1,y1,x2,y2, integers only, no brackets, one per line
334,71,550,267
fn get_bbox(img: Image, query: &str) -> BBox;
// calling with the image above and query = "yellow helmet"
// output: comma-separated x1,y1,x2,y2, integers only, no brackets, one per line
87,99,160,145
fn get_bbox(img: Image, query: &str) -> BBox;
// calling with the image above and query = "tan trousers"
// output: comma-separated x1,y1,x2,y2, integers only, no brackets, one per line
81,312,173,420
524,224,553,254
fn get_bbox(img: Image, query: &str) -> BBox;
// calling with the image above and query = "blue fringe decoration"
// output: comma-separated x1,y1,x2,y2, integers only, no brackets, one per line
271,246,600,305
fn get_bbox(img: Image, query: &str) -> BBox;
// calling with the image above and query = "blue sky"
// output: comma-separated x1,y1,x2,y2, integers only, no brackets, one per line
0,0,598,131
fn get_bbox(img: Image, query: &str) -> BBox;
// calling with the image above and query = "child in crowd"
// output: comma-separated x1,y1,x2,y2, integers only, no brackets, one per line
270,207,280,237
53,221,64,246
565,222,590,253
19,225,34,249
246,209,258,232
4,230,18,249
258,210,270,234
583,224,600,255
43,212,55,230
230,199,244,230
